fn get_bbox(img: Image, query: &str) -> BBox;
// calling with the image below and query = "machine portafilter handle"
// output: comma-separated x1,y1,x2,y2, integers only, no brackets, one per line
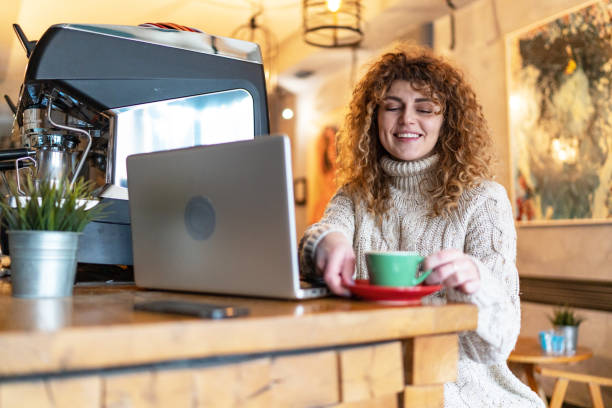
0,148,35,161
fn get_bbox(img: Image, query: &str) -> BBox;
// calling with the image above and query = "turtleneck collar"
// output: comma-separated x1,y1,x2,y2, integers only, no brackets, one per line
380,154,439,194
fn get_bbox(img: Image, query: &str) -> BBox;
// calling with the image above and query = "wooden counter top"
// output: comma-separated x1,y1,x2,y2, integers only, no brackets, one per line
0,278,479,407
0,279,477,378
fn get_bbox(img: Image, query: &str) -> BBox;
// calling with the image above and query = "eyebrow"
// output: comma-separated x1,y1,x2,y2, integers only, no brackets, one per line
383,96,434,103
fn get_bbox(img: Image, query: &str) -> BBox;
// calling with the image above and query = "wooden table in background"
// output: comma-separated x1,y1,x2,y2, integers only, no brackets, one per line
508,336,593,405
0,279,477,408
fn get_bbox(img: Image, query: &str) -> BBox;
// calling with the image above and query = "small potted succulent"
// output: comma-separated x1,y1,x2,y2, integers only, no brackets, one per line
548,305,585,355
0,177,106,298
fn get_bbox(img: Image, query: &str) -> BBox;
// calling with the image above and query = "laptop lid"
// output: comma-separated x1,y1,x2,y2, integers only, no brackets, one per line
126,135,327,299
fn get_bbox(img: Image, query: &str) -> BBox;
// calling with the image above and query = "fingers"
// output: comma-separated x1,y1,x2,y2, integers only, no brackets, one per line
340,255,355,287
315,232,355,297
425,257,473,285
424,250,480,294
459,280,480,294
323,247,354,297
423,248,464,271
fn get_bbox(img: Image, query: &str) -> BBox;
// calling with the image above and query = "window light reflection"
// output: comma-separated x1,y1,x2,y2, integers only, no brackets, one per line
114,90,254,188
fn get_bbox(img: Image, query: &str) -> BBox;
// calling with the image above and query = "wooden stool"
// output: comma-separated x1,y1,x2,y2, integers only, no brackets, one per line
535,366,612,408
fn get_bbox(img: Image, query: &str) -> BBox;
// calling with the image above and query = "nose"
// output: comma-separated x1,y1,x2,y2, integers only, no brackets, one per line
400,108,417,124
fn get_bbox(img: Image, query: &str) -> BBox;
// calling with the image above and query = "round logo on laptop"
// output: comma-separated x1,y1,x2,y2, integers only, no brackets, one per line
184,196,216,241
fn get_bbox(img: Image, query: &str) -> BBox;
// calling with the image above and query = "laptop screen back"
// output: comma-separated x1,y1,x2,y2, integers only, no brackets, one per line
126,135,307,298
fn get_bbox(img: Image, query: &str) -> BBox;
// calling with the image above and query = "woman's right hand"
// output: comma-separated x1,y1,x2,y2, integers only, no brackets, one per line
314,232,355,296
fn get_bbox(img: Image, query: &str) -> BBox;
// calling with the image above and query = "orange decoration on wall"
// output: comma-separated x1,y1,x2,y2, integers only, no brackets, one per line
308,125,338,225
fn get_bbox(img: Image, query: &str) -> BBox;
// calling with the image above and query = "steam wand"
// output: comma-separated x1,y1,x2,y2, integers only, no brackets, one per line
46,94,92,188
3,95,16,115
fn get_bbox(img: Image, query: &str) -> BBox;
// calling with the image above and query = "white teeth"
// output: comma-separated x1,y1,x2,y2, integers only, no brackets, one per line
397,132,420,139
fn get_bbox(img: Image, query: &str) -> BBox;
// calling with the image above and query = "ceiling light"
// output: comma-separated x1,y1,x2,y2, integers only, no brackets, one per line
303,0,363,48
326,0,341,12
282,108,294,120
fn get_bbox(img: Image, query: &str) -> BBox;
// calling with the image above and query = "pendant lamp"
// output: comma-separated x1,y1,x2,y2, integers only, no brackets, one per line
232,12,279,92
303,0,363,48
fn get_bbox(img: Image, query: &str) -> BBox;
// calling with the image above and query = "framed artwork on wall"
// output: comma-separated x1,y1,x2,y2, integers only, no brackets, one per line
507,0,612,225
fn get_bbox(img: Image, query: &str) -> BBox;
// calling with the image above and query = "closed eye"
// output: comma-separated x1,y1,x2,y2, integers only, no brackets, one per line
384,106,402,112
416,104,435,114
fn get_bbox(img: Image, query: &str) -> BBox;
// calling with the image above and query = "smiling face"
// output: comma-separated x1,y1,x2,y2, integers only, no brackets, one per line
377,80,444,162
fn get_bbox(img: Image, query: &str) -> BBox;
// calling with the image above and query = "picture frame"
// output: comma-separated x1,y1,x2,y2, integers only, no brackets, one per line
506,0,612,225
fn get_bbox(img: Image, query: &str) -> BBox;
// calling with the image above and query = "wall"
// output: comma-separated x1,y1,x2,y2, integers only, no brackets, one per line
432,0,611,406
289,49,377,238
287,50,363,239
0,1,21,138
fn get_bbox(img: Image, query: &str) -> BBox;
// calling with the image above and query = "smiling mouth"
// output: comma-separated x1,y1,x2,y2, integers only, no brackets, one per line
395,132,422,139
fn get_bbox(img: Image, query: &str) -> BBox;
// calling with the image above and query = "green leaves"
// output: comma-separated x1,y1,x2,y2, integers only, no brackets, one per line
0,177,107,232
548,305,585,327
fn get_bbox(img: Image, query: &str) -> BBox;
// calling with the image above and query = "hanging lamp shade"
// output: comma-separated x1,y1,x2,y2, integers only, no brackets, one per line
232,14,279,92
303,0,363,48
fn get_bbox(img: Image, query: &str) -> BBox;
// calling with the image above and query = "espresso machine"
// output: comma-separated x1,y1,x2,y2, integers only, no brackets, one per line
2,23,269,269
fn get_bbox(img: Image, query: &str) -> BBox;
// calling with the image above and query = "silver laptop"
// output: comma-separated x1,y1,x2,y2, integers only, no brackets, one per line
126,135,328,299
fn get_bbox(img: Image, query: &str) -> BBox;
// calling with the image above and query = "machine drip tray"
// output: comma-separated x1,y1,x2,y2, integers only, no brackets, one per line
75,263,134,285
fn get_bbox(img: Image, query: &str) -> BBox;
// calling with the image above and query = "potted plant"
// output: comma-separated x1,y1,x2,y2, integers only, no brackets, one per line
548,305,585,355
0,177,106,298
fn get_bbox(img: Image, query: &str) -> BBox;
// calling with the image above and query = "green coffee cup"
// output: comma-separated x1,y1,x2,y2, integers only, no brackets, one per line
365,251,432,287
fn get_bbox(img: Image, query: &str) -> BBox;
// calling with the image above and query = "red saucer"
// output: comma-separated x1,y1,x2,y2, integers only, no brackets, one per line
345,279,442,305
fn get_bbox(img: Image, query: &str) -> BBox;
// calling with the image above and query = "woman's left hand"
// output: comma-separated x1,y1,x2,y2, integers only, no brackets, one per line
423,249,480,294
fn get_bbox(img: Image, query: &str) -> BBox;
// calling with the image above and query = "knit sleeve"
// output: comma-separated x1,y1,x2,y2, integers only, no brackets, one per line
298,188,356,279
447,182,521,364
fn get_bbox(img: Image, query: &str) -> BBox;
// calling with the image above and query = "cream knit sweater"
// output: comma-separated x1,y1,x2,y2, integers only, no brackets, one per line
300,154,544,408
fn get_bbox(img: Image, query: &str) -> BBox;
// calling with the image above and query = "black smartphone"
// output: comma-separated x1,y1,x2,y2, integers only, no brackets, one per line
133,300,249,319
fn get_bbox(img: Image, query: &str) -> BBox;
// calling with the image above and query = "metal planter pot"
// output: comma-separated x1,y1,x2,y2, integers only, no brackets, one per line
555,325,579,355
8,230,81,298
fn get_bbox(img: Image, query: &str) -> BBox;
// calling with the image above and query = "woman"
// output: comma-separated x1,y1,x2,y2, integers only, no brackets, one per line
299,46,543,407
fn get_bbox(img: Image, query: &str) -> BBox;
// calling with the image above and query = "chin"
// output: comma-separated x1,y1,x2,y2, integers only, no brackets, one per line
390,151,428,162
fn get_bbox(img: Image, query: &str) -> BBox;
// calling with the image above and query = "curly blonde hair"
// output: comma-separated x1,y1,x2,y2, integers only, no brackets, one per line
336,45,493,218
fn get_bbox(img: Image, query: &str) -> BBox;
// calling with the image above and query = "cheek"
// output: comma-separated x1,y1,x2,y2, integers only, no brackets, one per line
377,113,395,135
428,118,444,137
376,111,385,131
